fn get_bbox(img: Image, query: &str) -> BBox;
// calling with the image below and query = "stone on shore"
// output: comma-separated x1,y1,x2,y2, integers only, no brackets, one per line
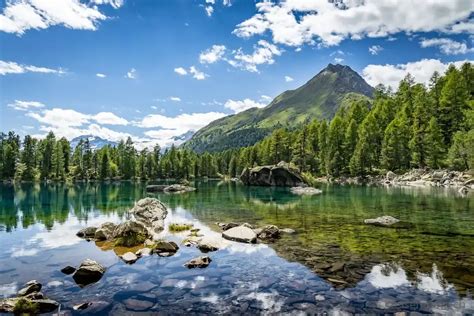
364,216,400,227
76,226,97,238
184,256,212,269
290,186,322,195
240,161,307,187
72,259,106,287
257,225,280,240
222,225,257,243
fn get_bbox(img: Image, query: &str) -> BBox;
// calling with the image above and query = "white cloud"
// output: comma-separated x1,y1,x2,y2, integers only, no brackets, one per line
420,38,473,55
368,45,383,55
334,57,344,63
174,67,188,75
189,66,208,80
362,58,473,90
137,111,226,147
96,73,106,78
0,0,122,35
224,98,266,113
7,100,45,111
170,96,181,102
205,6,214,17
92,112,128,125
125,68,137,79
284,75,293,82
229,40,282,72
260,95,272,102
233,1,474,47
0,60,65,75
199,45,226,64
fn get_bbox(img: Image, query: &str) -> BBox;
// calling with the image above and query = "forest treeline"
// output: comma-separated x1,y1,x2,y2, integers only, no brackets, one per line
0,63,472,182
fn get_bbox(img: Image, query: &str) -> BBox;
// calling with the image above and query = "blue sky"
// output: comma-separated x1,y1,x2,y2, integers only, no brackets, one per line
0,0,473,148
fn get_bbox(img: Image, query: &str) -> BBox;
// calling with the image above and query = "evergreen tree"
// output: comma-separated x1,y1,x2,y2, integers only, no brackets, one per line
381,114,411,171
426,117,445,169
21,135,37,181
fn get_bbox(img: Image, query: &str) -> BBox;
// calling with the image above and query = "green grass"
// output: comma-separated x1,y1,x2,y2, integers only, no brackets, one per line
169,223,193,232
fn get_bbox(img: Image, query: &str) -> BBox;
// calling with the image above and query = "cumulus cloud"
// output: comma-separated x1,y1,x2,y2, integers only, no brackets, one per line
284,75,293,82
334,57,344,63
420,38,473,55
368,45,383,55
7,100,45,111
224,98,266,113
0,0,123,35
174,67,188,75
260,95,272,102
96,73,106,78
169,96,181,102
125,68,137,79
27,107,128,127
362,58,473,90
199,45,226,64
189,66,208,80
233,1,474,47
92,112,128,125
0,60,65,75
228,40,282,72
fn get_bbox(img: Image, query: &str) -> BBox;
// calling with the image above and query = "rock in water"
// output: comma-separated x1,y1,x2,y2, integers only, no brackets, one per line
364,216,400,227
74,302,92,311
76,226,97,238
197,239,219,253
217,222,239,231
135,248,152,257
290,187,322,195
280,228,296,234
121,252,138,264
94,222,117,240
113,220,150,247
184,256,212,268
240,161,306,187
34,299,60,313
61,266,76,275
163,184,196,194
153,241,179,254
17,280,42,297
73,259,106,287
146,184,168,192
257,225,280,240
222,226,257,243
130,198,168,232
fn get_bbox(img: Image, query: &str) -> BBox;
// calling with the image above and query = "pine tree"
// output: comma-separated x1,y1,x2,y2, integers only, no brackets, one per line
381,114,410,171
318,121,329,174
21,135,37,181
327,116,346,176
426,117,445,169
409,87,431,168
447,130,473,171
52,141,65,180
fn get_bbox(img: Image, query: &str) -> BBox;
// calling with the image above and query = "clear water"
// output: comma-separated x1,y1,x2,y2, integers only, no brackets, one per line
0,181,473,314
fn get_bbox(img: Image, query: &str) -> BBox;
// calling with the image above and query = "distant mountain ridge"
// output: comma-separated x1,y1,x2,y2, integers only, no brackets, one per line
184,64,374,153
70,135,118,149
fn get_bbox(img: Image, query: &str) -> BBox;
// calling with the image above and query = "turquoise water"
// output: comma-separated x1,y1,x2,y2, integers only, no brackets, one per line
0,181,473,314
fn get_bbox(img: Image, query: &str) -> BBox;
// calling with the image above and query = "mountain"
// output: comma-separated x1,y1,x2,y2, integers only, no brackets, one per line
70,135,118,149
172,130,195,144
184,64,374,153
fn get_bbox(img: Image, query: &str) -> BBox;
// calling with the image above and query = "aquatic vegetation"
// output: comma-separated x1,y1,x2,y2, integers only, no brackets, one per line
169,223,193,232
13,298,39,314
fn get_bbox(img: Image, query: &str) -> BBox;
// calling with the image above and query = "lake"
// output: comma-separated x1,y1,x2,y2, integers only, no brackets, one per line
0,181,473,314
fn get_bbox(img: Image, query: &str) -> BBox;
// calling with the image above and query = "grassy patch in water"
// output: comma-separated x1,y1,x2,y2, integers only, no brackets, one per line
114,233,147,247
169,223,193,232
13,298,39,314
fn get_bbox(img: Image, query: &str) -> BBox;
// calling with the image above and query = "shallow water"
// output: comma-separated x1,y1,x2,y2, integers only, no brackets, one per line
0,181,473,314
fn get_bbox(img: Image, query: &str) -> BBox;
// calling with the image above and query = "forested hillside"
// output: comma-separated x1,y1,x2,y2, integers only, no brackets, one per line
1,63,472,182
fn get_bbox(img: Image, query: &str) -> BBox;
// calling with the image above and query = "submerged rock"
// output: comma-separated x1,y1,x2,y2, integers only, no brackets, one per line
145,184,168,192
94,222,117,240
222,225,257,243
197,239,219,253
217,222,239,231
72,259,106,287
121,252,138,264
364,215,400,227
74,302,92,311
113,220,150,247
280,228,296,234
17,280,42,297
290,187,322,195
257,225,280,240
76,226,97,238
184,256,212,269
130,197,168,232
240,161,306,187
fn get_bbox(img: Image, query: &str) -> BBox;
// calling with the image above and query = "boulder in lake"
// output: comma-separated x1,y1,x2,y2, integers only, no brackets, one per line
153,240,179,254
290,187,322,195
121,252,138,264
163,184,196,194
197,240,219,253
146,184,168,192
135,247,152,257
113,220,150,247
257,225,280,240
61,266,76,275
76,226,97,238
94,222,117,240
364,215,400,227
184,256,212,269
0,297,59,314
217,222,239,231
222,225,257,243
130,198,168,232
17,280,42,297
72,259,106,287
240,161,306,187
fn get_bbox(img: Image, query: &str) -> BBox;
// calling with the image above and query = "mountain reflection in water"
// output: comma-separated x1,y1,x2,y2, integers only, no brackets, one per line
0,181,473,314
